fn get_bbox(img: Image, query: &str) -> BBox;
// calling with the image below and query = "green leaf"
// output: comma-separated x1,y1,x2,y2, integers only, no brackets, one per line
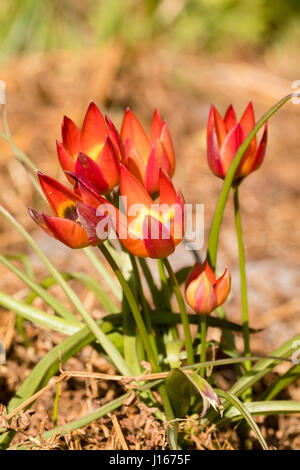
0,291,82,335
223,400,300,420
229,333,300,399
187,371,223,418
0,255,77,322
260,364,300,401
216,389,268,450
166,369,195,418
166,339,184,368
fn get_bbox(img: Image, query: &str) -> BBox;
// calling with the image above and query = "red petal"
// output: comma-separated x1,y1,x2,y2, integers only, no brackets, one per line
81,102,107,158
62,116,81,158
220,123,245,175
120,108,151,162
43,214,89,249
144,139,171,194
194,272,217,314
186,260,215,289
76,202,108,245
159,167,177,206
96,137,120,191
119,164,153,215
171,189,185,246
160,122,175,176
224,105,237,132
75,152,109,194
38,172,81,218
207,106,225,178
150,109,164,142
28,208,54,237
105,115,125,161
249,123,268,174
56,140,76,183
240,101,256,153
240,101,255,134
186,271,217,314
208,105,227,146
124,138,146,184
214,267,231,306
142,215,175,259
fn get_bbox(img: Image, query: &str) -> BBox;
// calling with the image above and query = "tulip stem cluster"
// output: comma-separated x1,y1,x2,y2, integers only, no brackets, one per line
98,243,159,370
163,258,194,365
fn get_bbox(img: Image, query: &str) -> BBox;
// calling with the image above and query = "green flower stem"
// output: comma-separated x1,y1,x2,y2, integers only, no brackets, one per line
98,244,158,370
129,254,159,365
163,258,194,365
233,185,251,372
199,315,208,377
207,94,295,271
139,258,162,310
157,259,172,310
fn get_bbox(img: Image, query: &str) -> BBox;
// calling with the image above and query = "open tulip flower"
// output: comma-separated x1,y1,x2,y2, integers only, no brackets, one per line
120,108,175,194
185,260,231,315
28,172,107,249
73,164,185,258
207,102,267,183
56,102,123,193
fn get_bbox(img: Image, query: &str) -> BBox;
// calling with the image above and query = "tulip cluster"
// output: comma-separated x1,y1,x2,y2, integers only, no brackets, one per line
30,100,267,315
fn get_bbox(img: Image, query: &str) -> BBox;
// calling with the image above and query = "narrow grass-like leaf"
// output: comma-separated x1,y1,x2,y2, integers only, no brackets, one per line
0,255,77,322
215,389,268,450
222,400,300,420
229,333,300,398
260,364,300,401
0,291,82,335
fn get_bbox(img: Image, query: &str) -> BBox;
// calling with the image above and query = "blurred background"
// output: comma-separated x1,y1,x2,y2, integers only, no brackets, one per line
0,0,300,354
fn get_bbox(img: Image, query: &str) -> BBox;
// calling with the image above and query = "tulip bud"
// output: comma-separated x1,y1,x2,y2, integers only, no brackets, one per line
185,260,231,314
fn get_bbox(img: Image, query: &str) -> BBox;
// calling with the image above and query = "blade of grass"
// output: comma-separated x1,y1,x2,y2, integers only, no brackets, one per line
0,291,82,335
222,400,300,420
260,364,300,401
229,333,300,398
0,255,78,322
215,389,268,450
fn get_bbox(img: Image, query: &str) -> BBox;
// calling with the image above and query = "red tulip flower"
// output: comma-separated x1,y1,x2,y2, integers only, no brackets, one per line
207,102,267,183
120,108,175,194
29,172,107,249
56,102,123,193
185,260,231,315
75,164,184,259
